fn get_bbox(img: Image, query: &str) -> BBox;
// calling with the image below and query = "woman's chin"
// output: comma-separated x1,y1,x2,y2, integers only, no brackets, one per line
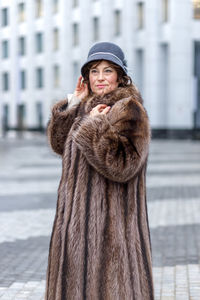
94,88,109,96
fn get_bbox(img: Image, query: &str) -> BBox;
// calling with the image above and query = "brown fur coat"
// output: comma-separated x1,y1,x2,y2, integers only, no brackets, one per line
45,86,154,300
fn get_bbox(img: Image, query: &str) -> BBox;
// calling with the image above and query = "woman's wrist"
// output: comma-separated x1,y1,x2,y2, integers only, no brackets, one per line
68,94,81,109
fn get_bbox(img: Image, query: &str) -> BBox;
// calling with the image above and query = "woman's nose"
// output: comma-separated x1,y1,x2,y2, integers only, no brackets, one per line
97,71,104,80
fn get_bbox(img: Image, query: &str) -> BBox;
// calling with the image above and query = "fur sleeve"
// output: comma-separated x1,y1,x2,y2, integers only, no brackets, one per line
47,99,80,155
72,96,151,182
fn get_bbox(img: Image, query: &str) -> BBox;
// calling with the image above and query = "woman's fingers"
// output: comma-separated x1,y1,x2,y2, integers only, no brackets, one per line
76,76,81,87
76,76,83,90
96,104,107,111
90,104,110,116
74,76,89,99
102,106,111,114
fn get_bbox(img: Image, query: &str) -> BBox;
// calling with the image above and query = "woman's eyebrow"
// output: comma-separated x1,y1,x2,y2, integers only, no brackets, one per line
90,66,113,71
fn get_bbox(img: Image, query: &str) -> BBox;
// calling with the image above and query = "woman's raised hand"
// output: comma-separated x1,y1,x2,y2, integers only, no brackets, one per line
74,76,89,100
90,104,111,117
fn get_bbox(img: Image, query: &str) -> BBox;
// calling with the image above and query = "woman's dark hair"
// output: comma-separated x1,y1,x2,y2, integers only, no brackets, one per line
82,60,133,94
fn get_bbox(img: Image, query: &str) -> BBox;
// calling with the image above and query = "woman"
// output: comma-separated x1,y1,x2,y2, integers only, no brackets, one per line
45,42,154,300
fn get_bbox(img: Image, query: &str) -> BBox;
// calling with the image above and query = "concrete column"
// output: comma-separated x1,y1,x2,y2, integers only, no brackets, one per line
143,0,160,128
168,0,193,128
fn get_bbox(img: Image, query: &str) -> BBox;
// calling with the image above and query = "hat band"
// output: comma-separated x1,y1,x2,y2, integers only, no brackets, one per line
89,52,124,66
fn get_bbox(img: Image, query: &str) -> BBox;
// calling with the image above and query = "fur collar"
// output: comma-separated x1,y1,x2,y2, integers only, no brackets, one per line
82,86,143,113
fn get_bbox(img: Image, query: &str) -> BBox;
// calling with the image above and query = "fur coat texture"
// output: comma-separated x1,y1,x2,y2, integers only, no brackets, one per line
45,86,154,300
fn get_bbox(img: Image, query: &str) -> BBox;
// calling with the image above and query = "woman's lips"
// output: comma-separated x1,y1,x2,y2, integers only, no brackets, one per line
96,85,107,88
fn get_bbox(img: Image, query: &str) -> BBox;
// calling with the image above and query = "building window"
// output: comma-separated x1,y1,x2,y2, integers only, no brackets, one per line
36,0,43,18
36,67,44,88
18,2,25,22
36,102,43,128
2,104,9,131
194,41,200,77
20,70,26,90
194,41,200,128
53,65,60,87
1,8,9,27
36,32,43,53
158,44,169,125
53,0,59,13
53,28,59,51
2,72,9,91
193,0,200,19
19,36,26,56
2,40,9,58
93,17,99,41
137,2,144,29
17,104,26,129
135,49,144,95
72,23,79,46
162,0,168,22
73,61,79,87
73,0,79,7
114,10,121,36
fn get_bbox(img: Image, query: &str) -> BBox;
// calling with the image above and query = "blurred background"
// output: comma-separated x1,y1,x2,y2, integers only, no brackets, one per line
0,0,200,139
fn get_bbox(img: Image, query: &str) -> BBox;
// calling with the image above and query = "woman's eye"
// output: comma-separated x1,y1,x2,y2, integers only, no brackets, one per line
91,69,97,74
105,69,112,73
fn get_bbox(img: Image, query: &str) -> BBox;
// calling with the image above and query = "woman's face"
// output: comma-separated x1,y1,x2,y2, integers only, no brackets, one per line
89,60,118,95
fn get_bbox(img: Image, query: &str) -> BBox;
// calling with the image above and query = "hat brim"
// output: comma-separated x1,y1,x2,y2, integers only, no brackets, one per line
81,53,127,77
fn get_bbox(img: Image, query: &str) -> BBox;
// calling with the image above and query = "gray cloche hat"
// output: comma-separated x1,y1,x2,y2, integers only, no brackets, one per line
81,42,127,76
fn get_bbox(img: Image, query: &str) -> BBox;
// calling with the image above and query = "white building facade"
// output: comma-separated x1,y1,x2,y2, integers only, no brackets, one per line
0,0,200,137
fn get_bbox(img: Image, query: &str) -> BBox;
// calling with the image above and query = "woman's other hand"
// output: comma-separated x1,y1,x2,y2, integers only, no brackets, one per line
74,76,89,100
90,104,111,117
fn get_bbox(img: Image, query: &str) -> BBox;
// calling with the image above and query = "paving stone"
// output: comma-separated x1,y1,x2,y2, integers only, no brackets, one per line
0,137,200,299
147,185,200,201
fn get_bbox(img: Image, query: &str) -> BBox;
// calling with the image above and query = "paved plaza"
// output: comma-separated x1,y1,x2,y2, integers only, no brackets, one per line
0,134,200,299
